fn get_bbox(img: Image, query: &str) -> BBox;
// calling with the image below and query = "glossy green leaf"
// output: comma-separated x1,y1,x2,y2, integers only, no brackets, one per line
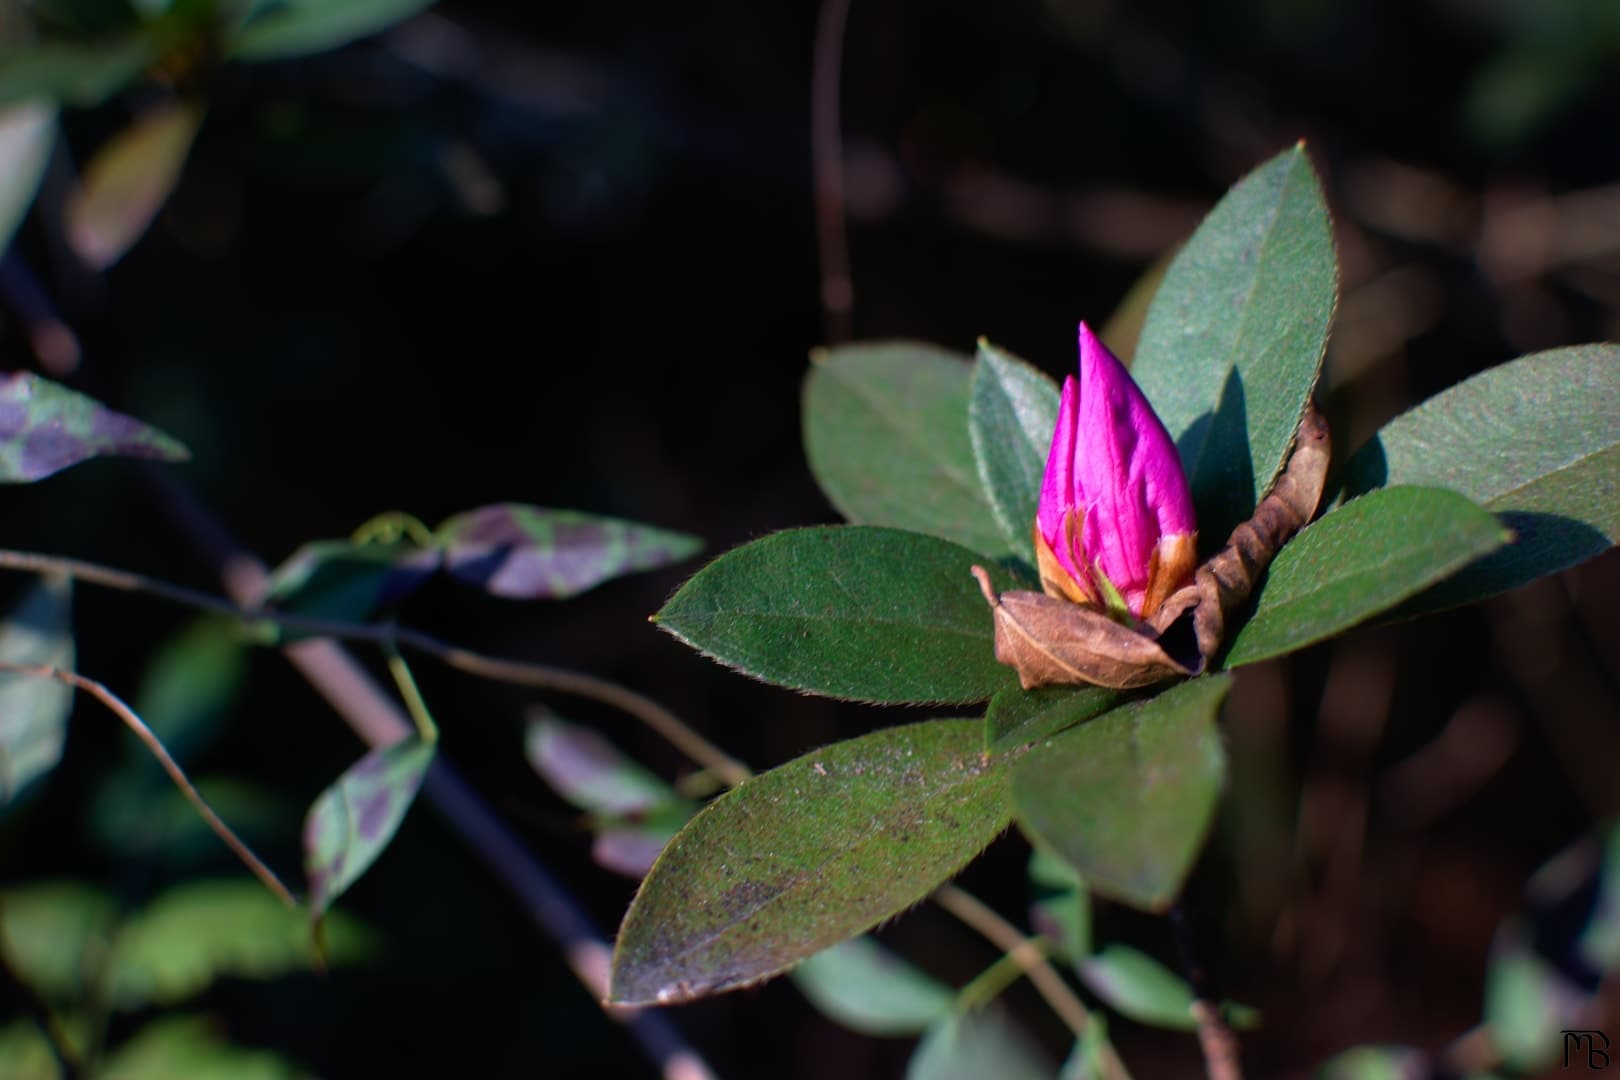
1028,845,1090,964
969,341,1061,563
0,881,117,1002
265,539,438,621
99,1015,302,1080
1314,1045,1430,1080
609,719,1011,1005
0,1021,60,1080
907,1007,1053,1080
984,685,1123,754
304,736,435,919
804,342,1006,556
1132,144,1337,543
0,577,74,807
0,373,189,482
0,104,54,257
65,99,202,271
655,526,1017,704
790,936,956,1036
435,503,701,600
105,879,373,1010
1223,486,1510,668
228,0,435,60
0,39,160,108
1340,346,1619,612
1012,675,1231,911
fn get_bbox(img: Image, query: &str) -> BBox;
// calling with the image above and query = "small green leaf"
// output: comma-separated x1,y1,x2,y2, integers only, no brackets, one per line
99,1014,304,1080
105,879,374,1010
1029,845,1090,964
0,373,189,482
1059,1014,1118,1080
1314,1045,1430,1080
608,719,1011,1005
1078,944,1251,1032
227,0,435,60
790,937,956,1036
265,539,438,621
435,503,701,600
1012,675,1231,911
0,577,75,807
907,1007,1054,1080
0,104,54,257
303,736,435,919
0,38,160,108
65,99,202,271
655,526,1017,704
1223,486,1511,668
0,881,117,1002
134,619,247,760
968,341,1061,563
984,685,1123,754
804,342,1007,556
1132,144,1337,544
1340,346,1619,612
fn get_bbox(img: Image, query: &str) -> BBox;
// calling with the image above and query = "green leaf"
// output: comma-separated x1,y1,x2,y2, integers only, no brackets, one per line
64,99,202,271
526,713,675,815
608,719,1011,1005
1011,675,1231,911
134,618,247,760
0,373,189,483
1340,346,1619,612
105,879,373,1010
1314,1045,1430,1080
968,341,1061,563
1132,144,1337,544
1028,845,1090,964
435,503,701,600
1077,944,1261,1032
265,539,439,621
0,577,75,807
0,1021,60,1080
1223,486,1511,668
303,736,435,919
655,526,1017,704
984,685,1123,754
0,104,54,257
0,881,117,1002
907,1007,1054,1080
227,0,435,61
790,936,956,1036
99,1015,303,1080
1059,1014,1118,1080
804,342,1007,556
0,38,160,108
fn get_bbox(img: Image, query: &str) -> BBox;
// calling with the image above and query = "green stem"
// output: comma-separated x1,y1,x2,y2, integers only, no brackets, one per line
385,648,439,743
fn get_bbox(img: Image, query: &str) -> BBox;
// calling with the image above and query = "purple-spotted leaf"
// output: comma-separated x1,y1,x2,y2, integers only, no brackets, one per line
790,936,955,1036
0,577,74,808
435,503,701,600
0,373,189,483
608,719,1011,1005
304,736,435,918
65,99,203,271
265,540,440,622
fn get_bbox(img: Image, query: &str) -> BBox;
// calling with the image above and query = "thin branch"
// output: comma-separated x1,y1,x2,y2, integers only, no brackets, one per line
1189,1001,1243,1080
811,0,854,343
0,660,297,907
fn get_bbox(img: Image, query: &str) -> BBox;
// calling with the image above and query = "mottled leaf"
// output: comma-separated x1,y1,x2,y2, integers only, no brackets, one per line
0,373,189,482
907,1007,1054,1080
1132,144,1337,544
1223,486,1510,668
0,104,54,256
969,341,1061,563
435,503,701,600
526,713,674,815
265,539,438,621
0,577,74,807
1012,675,1231,911
228,0,436,61
1029,845,1090,964
304,736,436,918
99,1015,303,1080
609,719,1011,1005
984,684,1123,754
0,39,160,108
1340,346,1619,612
106,879,374,1010
0,881,117,1002
804,342,1007,556
65,99,202,271
791,936,956,1036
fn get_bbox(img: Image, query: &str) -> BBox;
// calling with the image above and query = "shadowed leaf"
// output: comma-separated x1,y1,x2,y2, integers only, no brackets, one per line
1078,944,1258,1032
985,684,1123,754
1029,845,1090,964
0,38,160,108
133,619,247,760
791,936,956,1036
0,881,117,1002
65,99,202,271
907,1007,1053,1080
609,719,1011,1005
0,1020,59,1080
0,577,74,807
969,341,1060,563
99,1014,303,1080
304,736,435,919
0,373,189,482
0,104,54,257
265,539,439,621
228,0,436,61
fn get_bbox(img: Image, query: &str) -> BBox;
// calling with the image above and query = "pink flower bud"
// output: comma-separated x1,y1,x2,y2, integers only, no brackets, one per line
1035,323,1197,621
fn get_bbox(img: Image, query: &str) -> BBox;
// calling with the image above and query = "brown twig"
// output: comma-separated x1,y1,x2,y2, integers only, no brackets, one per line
1189,1000,1243,1080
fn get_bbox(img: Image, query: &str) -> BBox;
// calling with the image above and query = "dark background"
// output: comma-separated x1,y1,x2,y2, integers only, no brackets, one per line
3,0,1619,1076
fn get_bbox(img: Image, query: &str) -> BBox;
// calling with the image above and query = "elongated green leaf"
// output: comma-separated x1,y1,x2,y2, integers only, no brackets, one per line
969,341,1061,563
435,503,700,600
0,104,54,257
1314,1045,1429,1079
804,343,1007,556
907,1007,1053,1080
985,685,1123,754
0,1021,59,1080
1340,346,1619,612
0,39,160,108
1223,486,1510,668
526,714,674,815
303,736,435,918
1132,145,1337,544
0,373,189,482
65,100,202,271
791,937,956,1036
265,539,439,621
1029,845,1090,964
228,0,435,60
1012,675,1231,911
0,881,117,1002
1078,944,1256,1032
134,619,247,759
0,577,74,807
656,526,1017,704
609,719,1011,1005
99,1015,302,1080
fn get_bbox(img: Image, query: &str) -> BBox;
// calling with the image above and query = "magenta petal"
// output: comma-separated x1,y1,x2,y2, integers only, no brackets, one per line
1037,374,1083,580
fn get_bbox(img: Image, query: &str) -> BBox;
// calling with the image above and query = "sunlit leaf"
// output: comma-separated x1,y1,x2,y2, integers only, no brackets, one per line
65,99,202,271
968,341,1060,564
907,1007,1053,1080
304,736,435,919
99,1015,303,1080
0,372,189,482
0,577,74,807
228,0,436,61
0,103,54,256
791,936,955,1036
0,881,117,1002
